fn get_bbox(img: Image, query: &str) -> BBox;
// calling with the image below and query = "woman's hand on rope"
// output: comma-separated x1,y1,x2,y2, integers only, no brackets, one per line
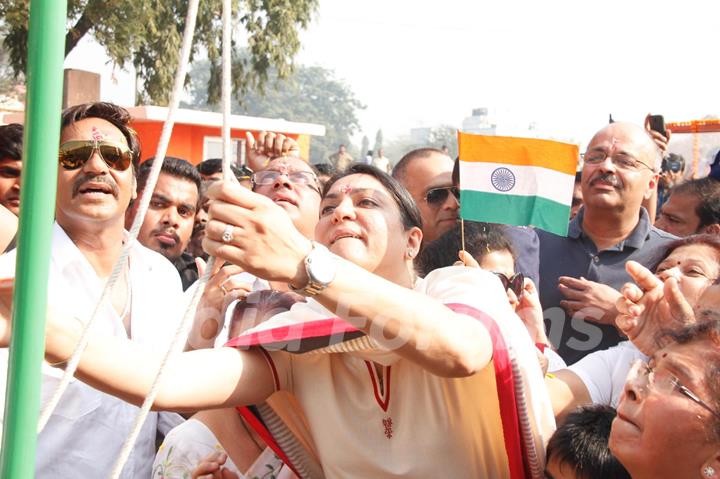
245,130,301,172
191,451,239,479
203,180,312,286
615,260,695,356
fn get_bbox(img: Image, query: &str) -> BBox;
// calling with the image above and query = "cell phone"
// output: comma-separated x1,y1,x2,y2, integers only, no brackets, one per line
648,115,666,137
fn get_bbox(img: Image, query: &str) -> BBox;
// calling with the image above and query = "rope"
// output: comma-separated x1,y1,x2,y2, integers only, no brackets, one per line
37,0,202,438
109,0,237,476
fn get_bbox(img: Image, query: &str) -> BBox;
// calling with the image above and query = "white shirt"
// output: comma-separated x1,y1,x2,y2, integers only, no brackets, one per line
568,340,648,407
0,223,185,479
152,418,294,479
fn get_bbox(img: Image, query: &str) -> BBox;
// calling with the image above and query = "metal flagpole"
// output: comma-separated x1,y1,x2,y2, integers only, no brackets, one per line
0,0,67,477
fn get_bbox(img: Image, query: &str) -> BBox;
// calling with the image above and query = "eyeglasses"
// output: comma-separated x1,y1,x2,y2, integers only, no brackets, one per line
58,140,133,171
424,186,460,206
494,272,524,298
252,169,320,193
631,360,720,420
582,151,655,172
0,165,21,179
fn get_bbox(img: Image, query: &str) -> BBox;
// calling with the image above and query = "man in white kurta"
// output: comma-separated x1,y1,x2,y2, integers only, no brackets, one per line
0,103,185,478
0,224,185,478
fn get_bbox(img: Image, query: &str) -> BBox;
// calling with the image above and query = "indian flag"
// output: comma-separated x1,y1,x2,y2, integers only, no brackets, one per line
458,132,579,236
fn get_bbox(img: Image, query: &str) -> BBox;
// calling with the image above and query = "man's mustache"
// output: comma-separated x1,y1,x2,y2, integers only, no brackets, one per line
590,172,621,188
72,174,119,198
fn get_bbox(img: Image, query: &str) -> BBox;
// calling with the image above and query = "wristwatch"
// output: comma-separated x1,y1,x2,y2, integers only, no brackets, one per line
290,241,337,296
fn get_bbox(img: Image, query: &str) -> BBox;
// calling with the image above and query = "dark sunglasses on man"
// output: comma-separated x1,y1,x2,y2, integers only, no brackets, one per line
494,272,524,298
424,186,460,206
58,139,133,171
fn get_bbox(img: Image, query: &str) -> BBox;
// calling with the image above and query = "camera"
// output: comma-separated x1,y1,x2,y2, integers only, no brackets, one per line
661,154,685,174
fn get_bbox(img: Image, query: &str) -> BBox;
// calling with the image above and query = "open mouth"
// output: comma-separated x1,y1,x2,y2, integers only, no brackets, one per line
330,232,362,245
78,182,114,196
272,194,298,206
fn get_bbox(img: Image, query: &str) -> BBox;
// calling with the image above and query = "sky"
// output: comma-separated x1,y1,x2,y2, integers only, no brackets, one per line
66,0,720,149
294,0,720,146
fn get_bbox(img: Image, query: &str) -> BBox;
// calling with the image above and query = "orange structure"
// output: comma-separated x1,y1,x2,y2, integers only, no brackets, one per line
667,119,720,178
2,105,326,166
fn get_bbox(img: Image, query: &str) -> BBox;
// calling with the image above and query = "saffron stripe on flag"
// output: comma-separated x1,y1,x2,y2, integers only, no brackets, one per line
458,133,578,176
459,161,574,205
460,190,571,236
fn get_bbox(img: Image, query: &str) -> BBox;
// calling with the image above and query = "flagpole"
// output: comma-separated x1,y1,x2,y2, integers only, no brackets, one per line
0,1,67,477
460,218,466,254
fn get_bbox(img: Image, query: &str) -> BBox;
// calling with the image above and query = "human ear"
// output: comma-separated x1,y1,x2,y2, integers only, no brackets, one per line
702,223,720,236
405,226,422,260
131,174,138,201
644,173,660,201
701,452,720,479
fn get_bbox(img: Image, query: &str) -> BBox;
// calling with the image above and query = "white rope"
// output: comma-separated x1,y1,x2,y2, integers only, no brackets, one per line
108,0,237,476
37,0,203,438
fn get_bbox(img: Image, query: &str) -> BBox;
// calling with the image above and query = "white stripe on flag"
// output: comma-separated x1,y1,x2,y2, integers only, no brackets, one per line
460,161,574,205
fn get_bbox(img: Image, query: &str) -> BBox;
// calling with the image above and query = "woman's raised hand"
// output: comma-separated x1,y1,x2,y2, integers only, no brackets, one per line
616,261,695,356
202,181,312,286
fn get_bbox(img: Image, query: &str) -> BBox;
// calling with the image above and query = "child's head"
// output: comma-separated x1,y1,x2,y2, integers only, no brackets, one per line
545,405,630,479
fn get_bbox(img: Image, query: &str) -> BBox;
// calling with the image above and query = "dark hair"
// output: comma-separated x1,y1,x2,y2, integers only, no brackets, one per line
392,147,447,183
546,405,631,479
314,163,336,177
322,163,422,232
196,158,247,180
670,177,720,230
662,319,720,441
60,102,141,172
415,221,515,277
0,124,23,162
654,234,720,272
452,156,460,187
137,157,201,198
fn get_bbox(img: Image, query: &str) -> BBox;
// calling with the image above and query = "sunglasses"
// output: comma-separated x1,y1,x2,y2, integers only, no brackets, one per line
494,272,524,298
58,140,133,171
424,186,460,206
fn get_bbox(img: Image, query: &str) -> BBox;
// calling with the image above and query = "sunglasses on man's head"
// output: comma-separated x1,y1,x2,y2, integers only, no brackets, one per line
58,140,133,171
494,272,524,298
424,186,460,206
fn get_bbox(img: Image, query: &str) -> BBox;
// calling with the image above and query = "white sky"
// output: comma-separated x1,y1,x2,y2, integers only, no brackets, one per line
295,0,720,145
67,0,720,148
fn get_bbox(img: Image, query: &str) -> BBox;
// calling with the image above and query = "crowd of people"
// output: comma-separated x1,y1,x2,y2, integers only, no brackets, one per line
0,102,718,479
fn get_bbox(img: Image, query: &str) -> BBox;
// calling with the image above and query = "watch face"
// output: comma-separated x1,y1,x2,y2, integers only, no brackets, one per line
307,247,336,285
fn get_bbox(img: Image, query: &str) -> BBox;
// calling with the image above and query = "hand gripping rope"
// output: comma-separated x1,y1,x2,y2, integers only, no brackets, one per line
35,1,238,477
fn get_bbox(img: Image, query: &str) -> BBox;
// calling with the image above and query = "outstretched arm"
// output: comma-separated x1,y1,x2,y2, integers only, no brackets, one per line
0,280,275,412
203,182,493,378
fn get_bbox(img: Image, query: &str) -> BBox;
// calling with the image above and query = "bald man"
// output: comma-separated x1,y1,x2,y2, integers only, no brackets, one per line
393,148,459,244
538,122,676,364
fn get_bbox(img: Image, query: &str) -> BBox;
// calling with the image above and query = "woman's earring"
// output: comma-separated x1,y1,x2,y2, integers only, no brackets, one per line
704,466,716,478
407,249,415,259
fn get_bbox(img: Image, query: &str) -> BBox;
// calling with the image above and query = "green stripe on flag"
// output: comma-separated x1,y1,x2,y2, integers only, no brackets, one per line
460,190,570,236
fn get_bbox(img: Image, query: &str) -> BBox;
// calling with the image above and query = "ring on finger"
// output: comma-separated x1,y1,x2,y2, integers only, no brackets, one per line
221,224,234,243
220,282,229,295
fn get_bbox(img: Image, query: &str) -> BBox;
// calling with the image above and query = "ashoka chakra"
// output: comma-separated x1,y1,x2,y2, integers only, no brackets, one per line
490,167,516,192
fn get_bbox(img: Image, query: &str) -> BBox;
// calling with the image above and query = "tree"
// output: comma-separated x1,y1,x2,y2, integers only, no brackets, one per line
0,28,24,103
373,129,383,155
185,59,365,164
0,0,318,105
359,135,370,159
